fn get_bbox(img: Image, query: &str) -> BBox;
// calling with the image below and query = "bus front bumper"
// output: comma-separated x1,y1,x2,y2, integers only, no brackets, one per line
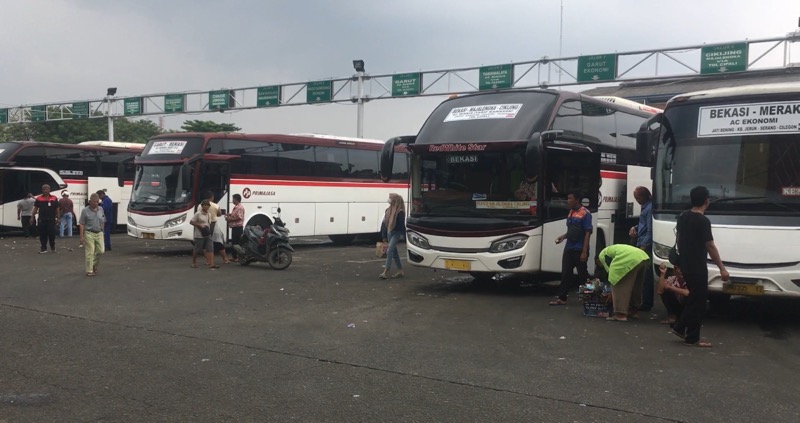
405,245,529,273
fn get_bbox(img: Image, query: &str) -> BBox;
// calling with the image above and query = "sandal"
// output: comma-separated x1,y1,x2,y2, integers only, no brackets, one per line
391,272,404,278
378,273,388,280
209,265,220,270
670,329,686,340
191,264,198,268
86,272,96,277
230,258,239,263
548,299,567,306
685,340,712,348
659,319,677,325
606,316,628,322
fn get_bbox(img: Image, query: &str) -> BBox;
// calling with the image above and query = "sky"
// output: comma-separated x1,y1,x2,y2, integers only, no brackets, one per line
1,0,798,141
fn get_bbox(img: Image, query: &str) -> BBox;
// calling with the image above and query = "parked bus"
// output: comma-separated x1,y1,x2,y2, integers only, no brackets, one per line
126,133,409,243
0,165,66,230
639,82,800,299
379,89,659,281
0,140,143,228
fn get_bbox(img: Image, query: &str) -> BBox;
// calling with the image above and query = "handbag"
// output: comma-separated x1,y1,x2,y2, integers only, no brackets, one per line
200,225,211,237
375,241,388,258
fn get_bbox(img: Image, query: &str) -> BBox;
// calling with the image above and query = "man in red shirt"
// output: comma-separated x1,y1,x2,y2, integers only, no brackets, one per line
31,184,61,253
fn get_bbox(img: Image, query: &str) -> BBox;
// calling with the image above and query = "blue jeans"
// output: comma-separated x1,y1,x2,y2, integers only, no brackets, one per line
384,233,404,271
59,212,73,237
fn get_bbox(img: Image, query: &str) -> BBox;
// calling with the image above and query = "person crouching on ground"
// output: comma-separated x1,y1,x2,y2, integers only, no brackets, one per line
379,193,406,279
656,263,689,326
598,243,650,321
79,193,106,277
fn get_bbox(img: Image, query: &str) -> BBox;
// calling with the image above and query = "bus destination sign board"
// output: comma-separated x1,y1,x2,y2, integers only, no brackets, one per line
392,73,421,96
0,108,7,124
30,105,46,122
479,64,513,91
697,101,800,137
209,90,230,110
700,43,748,74
577,54,617,83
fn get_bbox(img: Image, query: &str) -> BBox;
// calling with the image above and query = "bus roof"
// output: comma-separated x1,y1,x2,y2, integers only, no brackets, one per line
147,132,394,149
288,133,386,144
668,82,800,104
592,96,663,114
78,141,145,149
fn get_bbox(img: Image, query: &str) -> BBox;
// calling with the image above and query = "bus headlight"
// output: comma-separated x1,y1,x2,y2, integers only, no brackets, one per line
653,242,672,260
128,216,136,226
490,235,528,253
164,215,186,228
407,231,430,250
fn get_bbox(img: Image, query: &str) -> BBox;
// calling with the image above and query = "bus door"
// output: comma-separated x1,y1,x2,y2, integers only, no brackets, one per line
198,156,236,240
538,145,601,274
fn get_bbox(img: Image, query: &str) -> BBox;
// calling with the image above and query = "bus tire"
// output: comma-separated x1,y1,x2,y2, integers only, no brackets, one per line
328,234,356,245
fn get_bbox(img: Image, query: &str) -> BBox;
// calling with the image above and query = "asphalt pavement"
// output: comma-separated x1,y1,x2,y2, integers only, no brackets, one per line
1,232,799,422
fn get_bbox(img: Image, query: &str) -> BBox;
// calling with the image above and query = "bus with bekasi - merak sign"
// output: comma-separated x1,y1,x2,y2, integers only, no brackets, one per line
379,89,660,282
637,82,800,301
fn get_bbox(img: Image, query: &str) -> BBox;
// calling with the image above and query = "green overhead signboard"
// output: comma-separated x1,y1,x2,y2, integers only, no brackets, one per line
209,90,230,110
30,105,46,122
479,64,513,91
307,80,332,103
577,54,617,83
0,108,8,124
164,94,185,113
124,97,143,116
701,43,748,74
72,102,89,119
257,86,280,107
392,72,421,96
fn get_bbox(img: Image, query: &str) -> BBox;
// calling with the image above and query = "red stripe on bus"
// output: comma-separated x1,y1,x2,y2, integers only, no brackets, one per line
63,179,87,184
230,179,408,188
600,171,626,180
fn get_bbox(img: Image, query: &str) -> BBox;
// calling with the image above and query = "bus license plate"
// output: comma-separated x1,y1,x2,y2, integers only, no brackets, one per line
722,283,764,296
142,232,155,239
444,259,471,271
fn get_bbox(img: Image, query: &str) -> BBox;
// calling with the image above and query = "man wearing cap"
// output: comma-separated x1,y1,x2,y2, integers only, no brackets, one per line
58,191,75,238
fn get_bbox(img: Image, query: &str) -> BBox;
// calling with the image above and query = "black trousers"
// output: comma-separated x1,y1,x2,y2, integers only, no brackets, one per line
558,248,590,301
660,292,685,318
38,220,56,251
672,272,708,344
230,226,243,258
21,216,34,237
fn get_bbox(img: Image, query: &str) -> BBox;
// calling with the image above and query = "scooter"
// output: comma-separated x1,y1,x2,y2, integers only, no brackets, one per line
233,208,293,270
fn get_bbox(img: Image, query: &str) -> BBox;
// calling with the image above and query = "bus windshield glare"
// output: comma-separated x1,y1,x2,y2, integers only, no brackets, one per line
131,165,191,206
655,103,800,214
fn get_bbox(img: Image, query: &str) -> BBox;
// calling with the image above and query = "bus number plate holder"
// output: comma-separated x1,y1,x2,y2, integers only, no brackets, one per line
142,232,155,239
722,282,764,296
444,259,471,271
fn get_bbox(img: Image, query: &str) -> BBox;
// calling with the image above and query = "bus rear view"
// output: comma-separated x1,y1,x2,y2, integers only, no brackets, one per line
647,83,800,299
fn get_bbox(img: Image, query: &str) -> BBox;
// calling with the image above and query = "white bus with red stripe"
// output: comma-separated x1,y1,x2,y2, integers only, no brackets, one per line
127,133,409,243
379,90,660,280
0,140,143,229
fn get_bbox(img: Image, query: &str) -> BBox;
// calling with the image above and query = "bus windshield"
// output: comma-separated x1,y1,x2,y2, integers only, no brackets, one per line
411,149,534,217
655,103,800,214
130,164,191,207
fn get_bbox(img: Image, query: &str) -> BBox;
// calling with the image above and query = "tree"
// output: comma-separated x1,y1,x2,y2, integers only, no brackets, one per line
180,119,241,133
115,119,161,143
0,113,159,144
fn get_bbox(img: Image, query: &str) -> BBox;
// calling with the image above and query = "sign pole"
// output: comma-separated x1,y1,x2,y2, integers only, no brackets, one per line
106,96,115,142
356,71,365,138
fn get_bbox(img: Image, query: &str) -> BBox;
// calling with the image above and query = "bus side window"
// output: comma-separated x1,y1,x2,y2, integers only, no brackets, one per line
347,150,379,179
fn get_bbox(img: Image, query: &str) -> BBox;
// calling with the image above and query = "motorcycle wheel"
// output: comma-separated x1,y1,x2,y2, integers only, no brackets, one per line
267,247,292,270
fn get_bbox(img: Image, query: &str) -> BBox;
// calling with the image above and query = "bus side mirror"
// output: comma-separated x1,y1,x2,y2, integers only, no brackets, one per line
525,132,545,179
636,113,662,165
380,136,416,182
117,162,125,187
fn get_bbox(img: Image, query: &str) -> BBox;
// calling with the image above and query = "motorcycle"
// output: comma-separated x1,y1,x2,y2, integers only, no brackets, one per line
233,208,293,270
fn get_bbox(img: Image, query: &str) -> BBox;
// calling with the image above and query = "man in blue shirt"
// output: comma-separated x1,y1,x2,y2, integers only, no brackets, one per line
629,186,653,310
550,191,593,305
97,190,114,251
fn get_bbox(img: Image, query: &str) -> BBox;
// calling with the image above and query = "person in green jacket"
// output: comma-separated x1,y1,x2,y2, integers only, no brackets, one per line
598,244,650,321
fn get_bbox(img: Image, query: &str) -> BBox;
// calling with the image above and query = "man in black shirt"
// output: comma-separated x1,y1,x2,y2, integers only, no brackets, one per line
672,186,729,348
31,184,61,253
